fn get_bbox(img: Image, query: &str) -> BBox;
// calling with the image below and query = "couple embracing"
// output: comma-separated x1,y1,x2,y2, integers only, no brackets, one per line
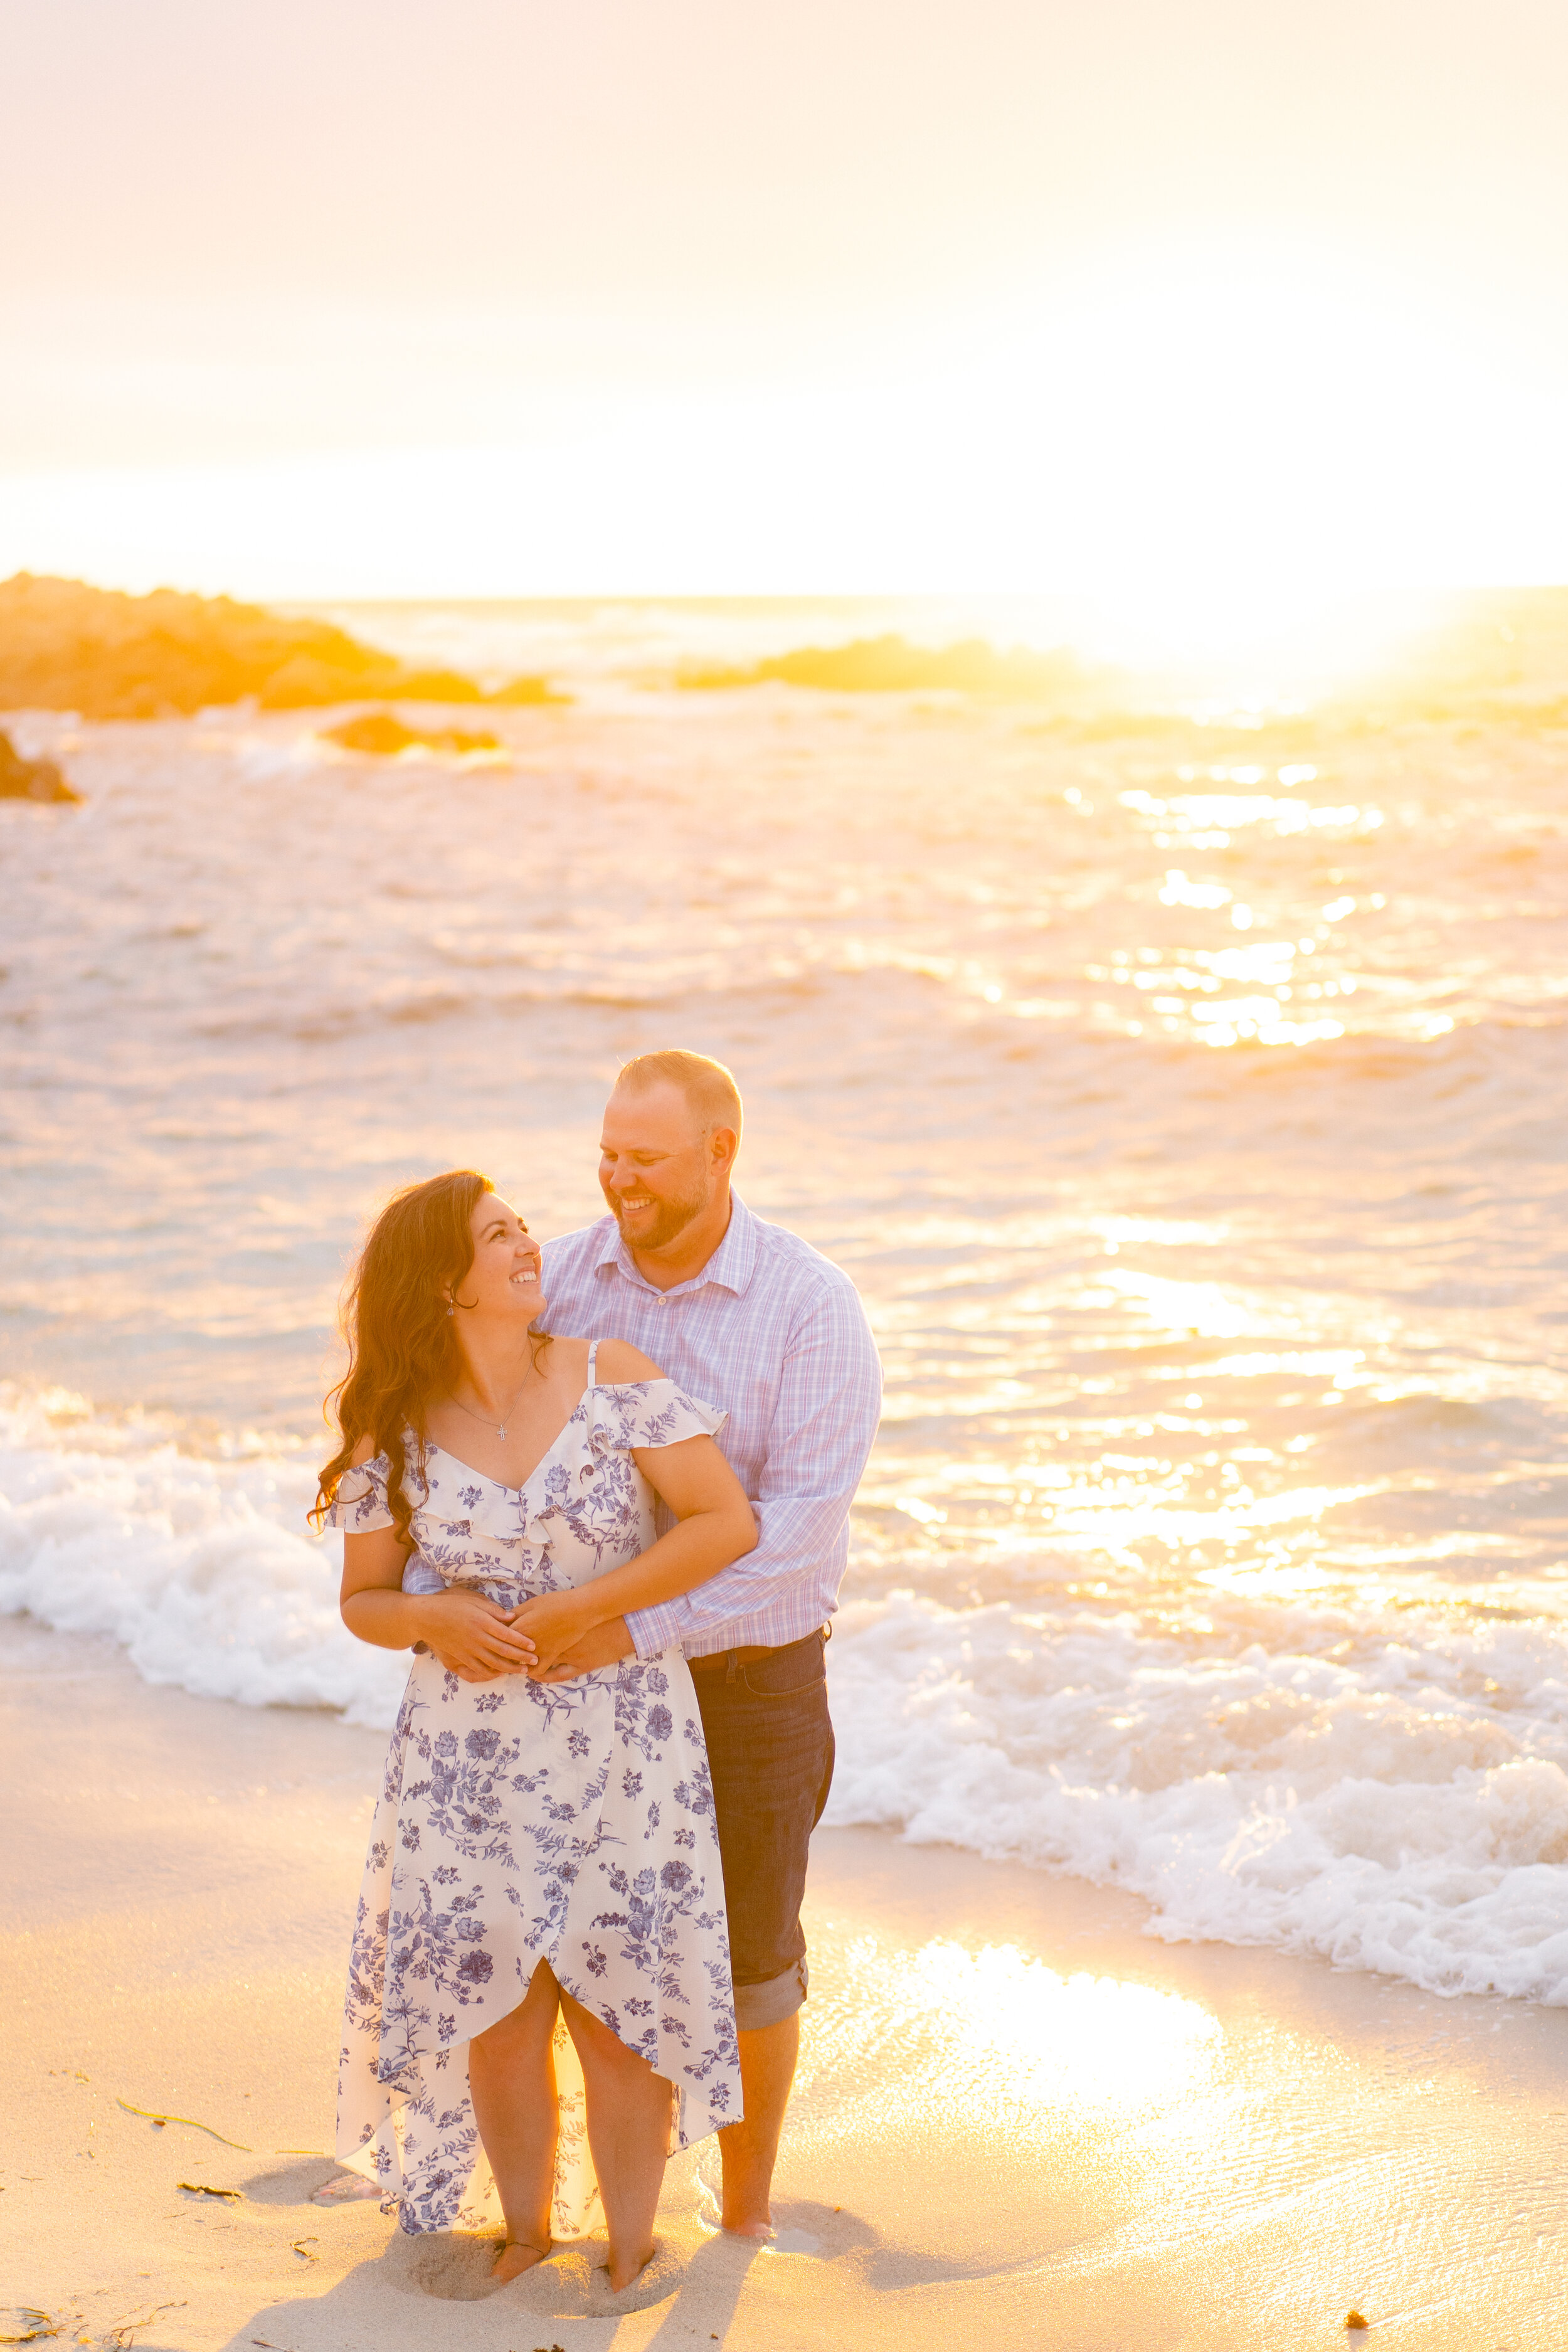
314,1051,881,2292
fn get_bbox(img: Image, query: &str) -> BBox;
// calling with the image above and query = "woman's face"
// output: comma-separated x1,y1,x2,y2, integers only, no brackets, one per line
453,1192,544,1322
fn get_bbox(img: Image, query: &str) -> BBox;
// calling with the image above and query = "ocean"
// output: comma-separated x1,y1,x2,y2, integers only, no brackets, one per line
4,593,1568,2005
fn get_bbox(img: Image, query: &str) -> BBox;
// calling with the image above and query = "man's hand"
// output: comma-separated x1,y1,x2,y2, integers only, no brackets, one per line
508,1589,595,1677
416,1589,537,1682
528,1615,636,1683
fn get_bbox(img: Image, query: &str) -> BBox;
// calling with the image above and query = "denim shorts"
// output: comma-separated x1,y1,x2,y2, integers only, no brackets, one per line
689,1628,835,2032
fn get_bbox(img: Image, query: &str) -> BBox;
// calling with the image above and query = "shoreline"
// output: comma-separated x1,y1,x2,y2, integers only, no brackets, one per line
4,1615,1567,2350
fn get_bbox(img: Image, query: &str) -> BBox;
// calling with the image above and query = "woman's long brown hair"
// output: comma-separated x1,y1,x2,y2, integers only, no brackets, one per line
312,1167,548,1550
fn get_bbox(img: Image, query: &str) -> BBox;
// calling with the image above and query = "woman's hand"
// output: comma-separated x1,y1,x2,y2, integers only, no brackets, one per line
528,1616,637,1683
340,1522,540,1680
415,1589,538,1682
508,1588,593,1677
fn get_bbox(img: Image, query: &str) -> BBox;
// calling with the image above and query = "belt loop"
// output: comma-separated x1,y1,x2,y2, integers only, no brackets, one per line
724,1647,740,1685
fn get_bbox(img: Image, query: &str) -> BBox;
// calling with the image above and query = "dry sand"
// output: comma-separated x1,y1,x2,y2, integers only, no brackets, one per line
4,1614,1566,2351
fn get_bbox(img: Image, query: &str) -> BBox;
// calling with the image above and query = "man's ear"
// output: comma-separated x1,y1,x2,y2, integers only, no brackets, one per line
710,1125,739,1174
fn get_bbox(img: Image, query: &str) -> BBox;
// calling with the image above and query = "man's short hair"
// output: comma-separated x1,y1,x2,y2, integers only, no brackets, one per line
616,1049,743,1138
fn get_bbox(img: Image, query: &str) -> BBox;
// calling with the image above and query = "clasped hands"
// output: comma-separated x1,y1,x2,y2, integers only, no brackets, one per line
413,1585,632,1685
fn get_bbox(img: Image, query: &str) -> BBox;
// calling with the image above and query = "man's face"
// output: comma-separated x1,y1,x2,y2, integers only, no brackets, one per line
598,1081,720,1252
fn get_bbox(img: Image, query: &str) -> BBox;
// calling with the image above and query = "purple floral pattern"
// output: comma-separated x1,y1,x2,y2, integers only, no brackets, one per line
327,1379,740,2238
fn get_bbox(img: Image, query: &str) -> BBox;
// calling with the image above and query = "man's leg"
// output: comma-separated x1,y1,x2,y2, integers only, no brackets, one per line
719,2011,800,2235
690,1629,835,2237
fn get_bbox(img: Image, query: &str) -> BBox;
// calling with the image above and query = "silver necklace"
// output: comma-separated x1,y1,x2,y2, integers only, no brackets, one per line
448,1378,531,1442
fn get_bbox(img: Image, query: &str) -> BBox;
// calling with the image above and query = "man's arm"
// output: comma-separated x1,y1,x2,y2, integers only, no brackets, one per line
623,1278,882,1657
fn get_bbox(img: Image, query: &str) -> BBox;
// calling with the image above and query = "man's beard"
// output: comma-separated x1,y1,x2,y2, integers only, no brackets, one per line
605,1180,707,1252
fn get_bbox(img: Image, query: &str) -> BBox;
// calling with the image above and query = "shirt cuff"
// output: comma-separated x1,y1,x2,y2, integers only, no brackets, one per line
625,1597,685,1660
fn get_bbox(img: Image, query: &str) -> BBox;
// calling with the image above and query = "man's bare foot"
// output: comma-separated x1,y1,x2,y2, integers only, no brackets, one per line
720,2203,775,2240
605,2238,657,2293
492,2236,552,2281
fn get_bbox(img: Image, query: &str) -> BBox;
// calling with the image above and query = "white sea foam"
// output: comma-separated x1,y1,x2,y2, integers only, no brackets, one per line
824,1586,1568,2006
0,1394,404,1729
6,1393,1568,2007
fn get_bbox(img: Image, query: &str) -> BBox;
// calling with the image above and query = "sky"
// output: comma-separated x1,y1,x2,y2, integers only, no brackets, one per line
1,0,1567,610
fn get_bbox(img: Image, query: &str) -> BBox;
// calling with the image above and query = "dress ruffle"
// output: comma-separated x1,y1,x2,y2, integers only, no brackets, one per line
584,1377,728,1456
328,1380,726,1599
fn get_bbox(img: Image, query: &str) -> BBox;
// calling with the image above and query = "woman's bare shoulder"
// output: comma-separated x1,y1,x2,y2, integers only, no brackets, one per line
348,1430,379,1467
593,1337,665,1384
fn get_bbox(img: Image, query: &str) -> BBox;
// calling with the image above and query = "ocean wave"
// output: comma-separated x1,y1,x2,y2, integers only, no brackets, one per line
824,1586,1568,2006
0,1393,404,1729
155,960,1568,1073
6,1391,1568,2008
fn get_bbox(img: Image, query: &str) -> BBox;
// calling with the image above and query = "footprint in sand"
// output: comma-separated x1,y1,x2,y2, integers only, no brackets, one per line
310,2172,383,2205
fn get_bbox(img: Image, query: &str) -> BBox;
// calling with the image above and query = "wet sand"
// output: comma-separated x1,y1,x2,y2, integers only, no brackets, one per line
3,1615,1565,2351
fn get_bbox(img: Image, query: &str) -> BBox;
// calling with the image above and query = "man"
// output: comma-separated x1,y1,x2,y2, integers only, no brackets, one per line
536,1049,881,2238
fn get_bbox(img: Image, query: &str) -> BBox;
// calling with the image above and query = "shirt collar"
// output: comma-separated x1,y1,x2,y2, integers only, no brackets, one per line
594,1192,758,1298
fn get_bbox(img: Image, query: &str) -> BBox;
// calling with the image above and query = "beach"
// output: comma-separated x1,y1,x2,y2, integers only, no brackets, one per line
8,0,1568,2301
5,598,1568,2343
6,1611,1566,2351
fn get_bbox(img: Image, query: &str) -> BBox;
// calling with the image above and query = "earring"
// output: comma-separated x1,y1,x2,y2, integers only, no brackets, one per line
446,1303,454,1316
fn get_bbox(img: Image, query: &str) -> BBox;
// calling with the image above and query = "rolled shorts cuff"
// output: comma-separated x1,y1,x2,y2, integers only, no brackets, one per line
733,1956,808,2032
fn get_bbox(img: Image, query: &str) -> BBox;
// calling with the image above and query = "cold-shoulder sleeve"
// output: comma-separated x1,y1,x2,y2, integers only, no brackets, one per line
586,1379,728,1455
324,1454,395,1532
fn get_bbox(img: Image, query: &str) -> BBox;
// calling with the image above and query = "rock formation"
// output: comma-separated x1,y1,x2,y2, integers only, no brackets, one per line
0,728,82,802
675,632,1096,699
320,713,502,756
0,575,506,718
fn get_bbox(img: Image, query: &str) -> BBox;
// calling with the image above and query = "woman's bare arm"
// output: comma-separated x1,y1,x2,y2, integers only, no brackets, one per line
336,1436,536,1682
509,1342,756,1673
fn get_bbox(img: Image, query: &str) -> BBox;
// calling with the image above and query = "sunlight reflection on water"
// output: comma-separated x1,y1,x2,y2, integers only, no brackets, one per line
800,1936,1223,2131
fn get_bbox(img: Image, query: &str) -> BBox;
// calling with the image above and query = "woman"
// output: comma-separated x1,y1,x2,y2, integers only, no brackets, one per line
314,1168,756,2292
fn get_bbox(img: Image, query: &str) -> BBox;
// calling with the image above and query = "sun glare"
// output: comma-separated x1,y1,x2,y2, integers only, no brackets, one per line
802,1935,1223,2135
0,237,1543,686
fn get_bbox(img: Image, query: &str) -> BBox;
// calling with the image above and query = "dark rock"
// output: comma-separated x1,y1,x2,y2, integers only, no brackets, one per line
320,712,502,756
0,574,492,718
0,728,82,802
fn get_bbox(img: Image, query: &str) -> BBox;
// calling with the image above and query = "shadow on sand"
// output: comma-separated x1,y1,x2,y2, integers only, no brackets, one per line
208,2190,994,2350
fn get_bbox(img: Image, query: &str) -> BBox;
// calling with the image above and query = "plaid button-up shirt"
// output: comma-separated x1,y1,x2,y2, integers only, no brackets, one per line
539,1194,882,1660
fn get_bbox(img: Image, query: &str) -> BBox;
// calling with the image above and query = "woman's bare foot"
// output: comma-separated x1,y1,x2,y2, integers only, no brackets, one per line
605,2237,657,2294
492,2236,552,2282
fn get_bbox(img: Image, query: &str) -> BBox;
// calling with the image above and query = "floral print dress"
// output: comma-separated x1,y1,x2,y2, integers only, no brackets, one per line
326,1360,741,2238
